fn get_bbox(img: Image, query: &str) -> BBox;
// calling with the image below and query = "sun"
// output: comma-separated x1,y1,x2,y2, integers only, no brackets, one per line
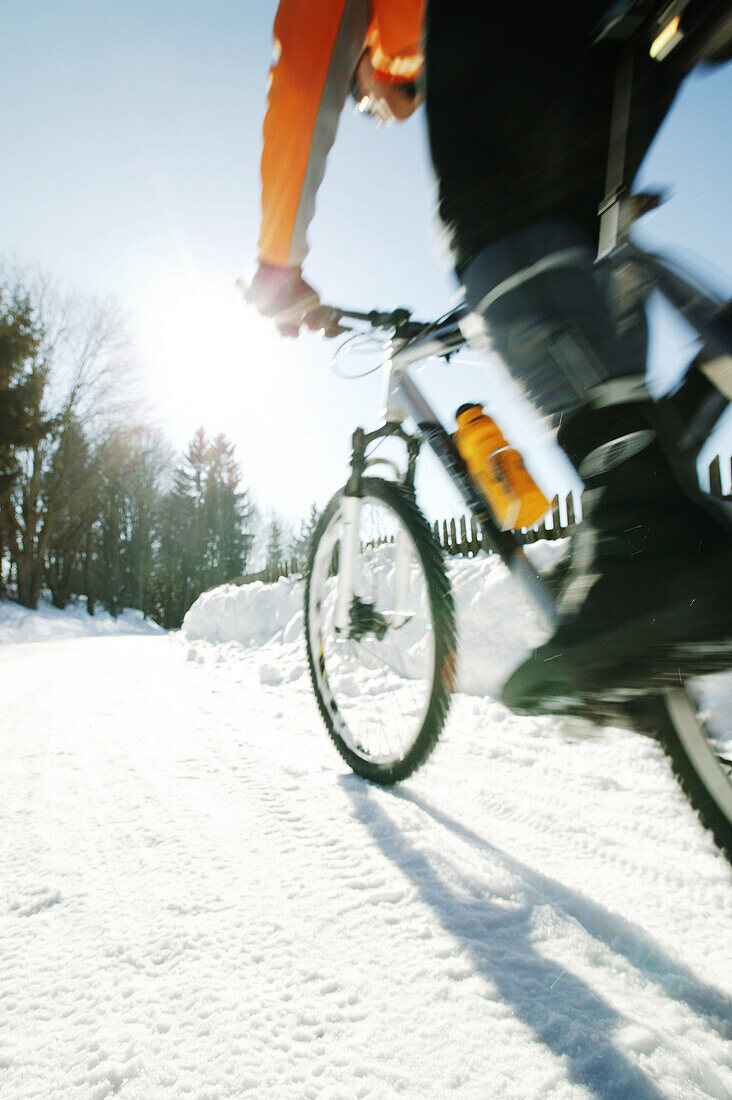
132,264,297,446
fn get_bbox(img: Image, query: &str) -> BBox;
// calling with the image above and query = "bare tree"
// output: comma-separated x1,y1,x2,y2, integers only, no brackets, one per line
1,267,142,608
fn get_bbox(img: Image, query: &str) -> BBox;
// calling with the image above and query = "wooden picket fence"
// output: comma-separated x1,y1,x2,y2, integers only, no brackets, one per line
233,559,301,586
433,493,577,557
238,454,730,582
433,453,730,557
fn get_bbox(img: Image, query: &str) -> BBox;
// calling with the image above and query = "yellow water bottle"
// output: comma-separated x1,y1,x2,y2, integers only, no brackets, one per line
453,403,550,530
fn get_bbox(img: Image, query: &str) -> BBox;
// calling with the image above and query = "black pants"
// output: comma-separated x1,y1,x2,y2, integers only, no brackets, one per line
423,2,688,419
424,1,683,273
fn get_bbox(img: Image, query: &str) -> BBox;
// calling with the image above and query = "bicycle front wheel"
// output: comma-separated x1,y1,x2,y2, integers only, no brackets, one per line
305,478,456,784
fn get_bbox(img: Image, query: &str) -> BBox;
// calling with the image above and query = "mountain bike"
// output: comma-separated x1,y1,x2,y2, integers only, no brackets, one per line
301,2,732,861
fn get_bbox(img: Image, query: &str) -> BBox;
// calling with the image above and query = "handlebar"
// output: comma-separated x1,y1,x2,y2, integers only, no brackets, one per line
331,306,413,328
237,276,466,341
319,303,467,341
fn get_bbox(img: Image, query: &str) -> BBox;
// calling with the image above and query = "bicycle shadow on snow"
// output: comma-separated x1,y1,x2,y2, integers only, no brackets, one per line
398,788,732,1035
340,777,732,1100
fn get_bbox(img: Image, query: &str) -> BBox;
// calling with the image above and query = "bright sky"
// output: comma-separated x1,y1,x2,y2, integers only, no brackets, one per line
2,1,730,524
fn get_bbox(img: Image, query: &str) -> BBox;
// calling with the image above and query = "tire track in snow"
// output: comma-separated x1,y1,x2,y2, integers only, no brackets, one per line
204,644,732,1098
2,632,732,1099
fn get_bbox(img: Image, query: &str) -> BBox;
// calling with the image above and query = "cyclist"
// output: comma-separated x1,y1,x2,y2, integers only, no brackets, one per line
247,1,424,336
248,0,731,715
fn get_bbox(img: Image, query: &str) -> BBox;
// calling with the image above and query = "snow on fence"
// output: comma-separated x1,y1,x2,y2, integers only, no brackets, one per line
236,454,731,584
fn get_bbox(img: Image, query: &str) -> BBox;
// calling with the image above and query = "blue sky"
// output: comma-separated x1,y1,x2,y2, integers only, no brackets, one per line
2,1,730,522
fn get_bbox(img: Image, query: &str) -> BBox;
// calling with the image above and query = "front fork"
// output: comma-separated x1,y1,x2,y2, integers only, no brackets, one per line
334,494,363,632
334,424,420,635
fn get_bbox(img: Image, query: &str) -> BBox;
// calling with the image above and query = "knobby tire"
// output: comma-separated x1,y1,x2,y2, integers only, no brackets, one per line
304,478,456,785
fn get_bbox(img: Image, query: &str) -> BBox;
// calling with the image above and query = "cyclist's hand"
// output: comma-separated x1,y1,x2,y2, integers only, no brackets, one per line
353,52,423,124
245,261,321,338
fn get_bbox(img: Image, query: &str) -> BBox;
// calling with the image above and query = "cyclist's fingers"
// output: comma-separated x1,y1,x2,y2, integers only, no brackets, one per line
305,305,347,337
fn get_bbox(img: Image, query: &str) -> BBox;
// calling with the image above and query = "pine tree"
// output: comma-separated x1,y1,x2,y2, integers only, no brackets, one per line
154,429,252,627
0,287,47,594
0,289,45,488
43,418,100,609
264,516,285,580
203,433,253,587
155,438,201,629
155,488,194,629
290,503,321,567
124,428,170,617
93,427,170,617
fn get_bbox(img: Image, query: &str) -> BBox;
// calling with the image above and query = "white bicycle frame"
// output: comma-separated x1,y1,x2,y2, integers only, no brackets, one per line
334,323,559,635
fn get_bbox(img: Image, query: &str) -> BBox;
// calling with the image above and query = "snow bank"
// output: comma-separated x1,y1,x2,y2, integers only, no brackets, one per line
183,542,567,696
182,543,732,733
0,596,165,644
449,541,565,695
183,576,304,648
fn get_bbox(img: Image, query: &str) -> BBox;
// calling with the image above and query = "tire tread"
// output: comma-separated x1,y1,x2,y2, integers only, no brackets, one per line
304,478,456,784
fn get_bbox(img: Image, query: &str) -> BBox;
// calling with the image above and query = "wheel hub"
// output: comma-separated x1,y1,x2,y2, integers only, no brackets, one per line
348,596,389,642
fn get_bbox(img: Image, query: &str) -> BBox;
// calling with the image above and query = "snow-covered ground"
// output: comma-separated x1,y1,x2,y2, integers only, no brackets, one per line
2,562,731,1100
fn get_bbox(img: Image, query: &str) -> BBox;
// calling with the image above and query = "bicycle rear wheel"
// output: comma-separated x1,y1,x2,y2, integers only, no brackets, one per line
659,678,732,863
305,478,456,784
627,679,732,862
